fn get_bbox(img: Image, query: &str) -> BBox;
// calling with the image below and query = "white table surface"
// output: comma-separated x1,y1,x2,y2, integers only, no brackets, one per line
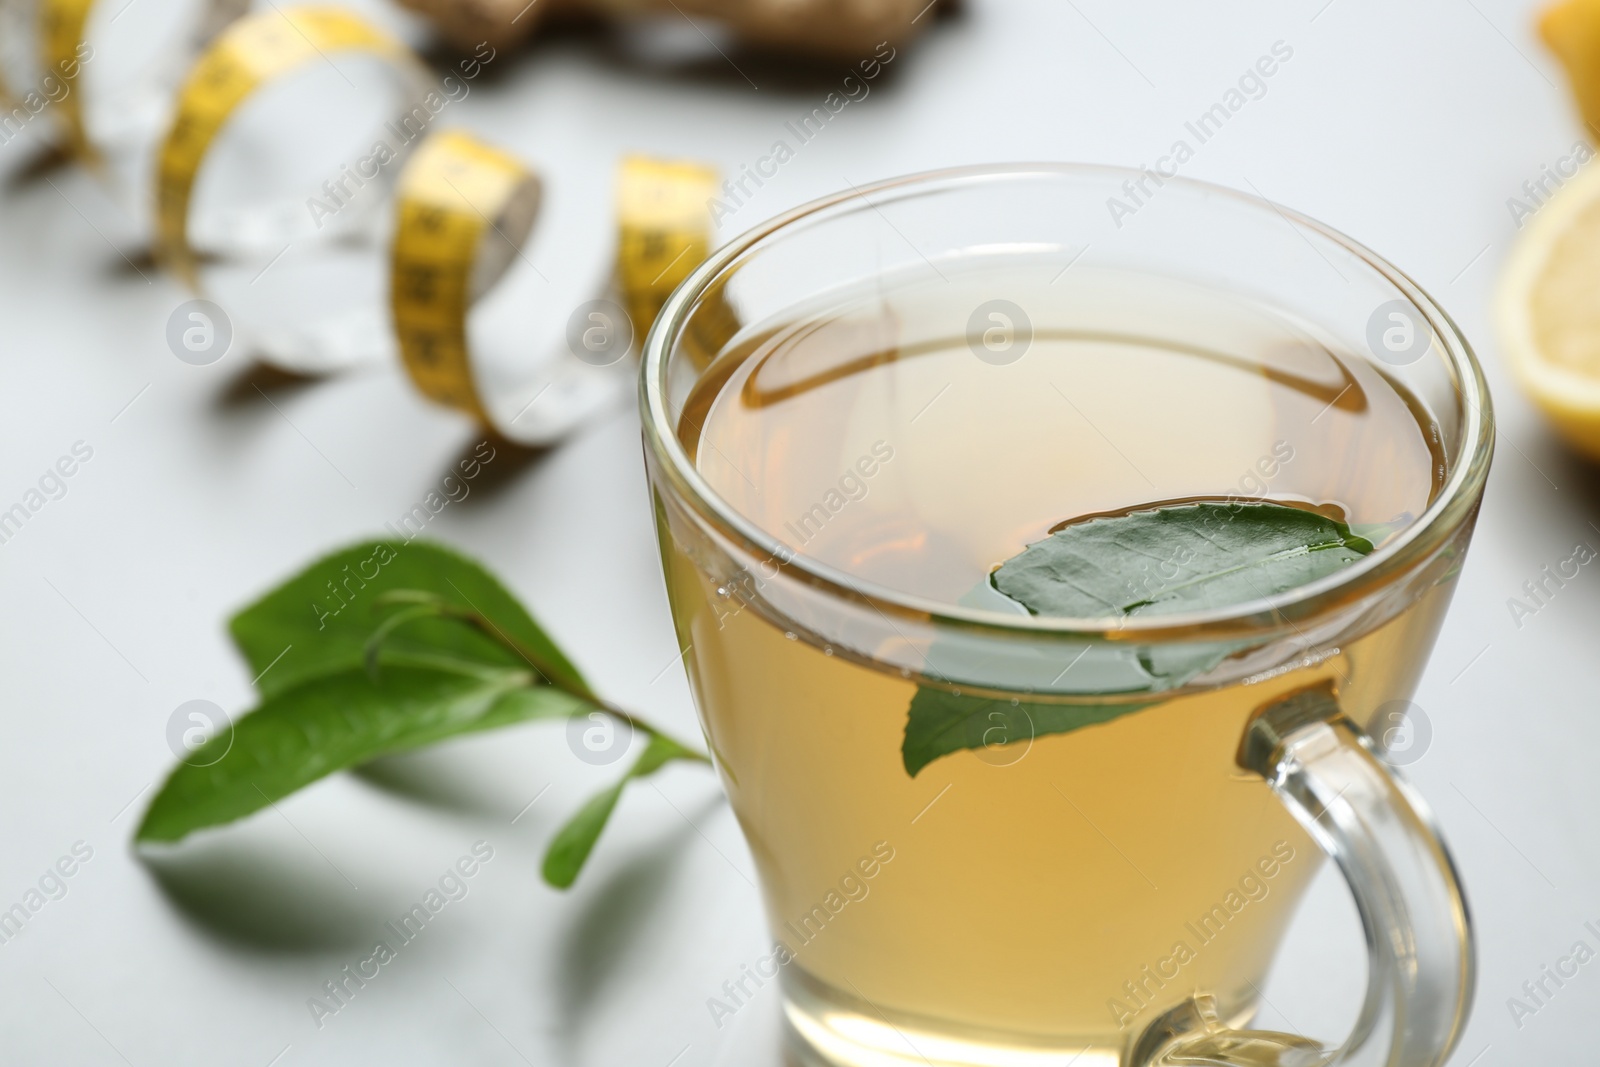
0,0,1593,1062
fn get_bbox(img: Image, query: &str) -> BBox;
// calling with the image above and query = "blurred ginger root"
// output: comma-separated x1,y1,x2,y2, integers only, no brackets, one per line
398,0,942,58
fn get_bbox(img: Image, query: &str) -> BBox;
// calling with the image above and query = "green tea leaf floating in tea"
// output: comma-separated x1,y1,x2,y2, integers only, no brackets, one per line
137,540,709,888
901,690,1142,779
901,502,1376,777
994,502,1375,618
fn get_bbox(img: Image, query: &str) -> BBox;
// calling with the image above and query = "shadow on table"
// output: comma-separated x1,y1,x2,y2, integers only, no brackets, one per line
201,360,555,501
431,432,554,511
1553,444,1600,510
417,6,952,99
141,835,385,952
553,792,725,1046
210,359,326,412
354,742,543,821
2,141,73,194
1472,422,1600,653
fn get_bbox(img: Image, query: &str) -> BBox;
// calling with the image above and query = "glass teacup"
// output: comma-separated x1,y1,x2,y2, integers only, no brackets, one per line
641,165,1491,1067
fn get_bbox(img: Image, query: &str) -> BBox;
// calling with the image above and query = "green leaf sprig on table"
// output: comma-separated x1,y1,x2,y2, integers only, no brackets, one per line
902,501,1377,776
135,540,709,889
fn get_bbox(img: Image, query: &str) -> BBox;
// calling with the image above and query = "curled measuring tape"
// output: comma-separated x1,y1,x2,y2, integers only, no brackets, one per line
155,6,427,288
391,127,540,425
616,154,720,341
35,0,248,165
36,0,98,159
390,151,728,443
617,154,740,370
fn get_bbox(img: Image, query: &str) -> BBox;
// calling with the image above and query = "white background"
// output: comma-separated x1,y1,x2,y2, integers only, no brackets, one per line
0,0,1594,1063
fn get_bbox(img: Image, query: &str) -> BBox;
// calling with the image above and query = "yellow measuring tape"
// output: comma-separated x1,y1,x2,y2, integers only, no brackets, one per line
27,0,735,434
392,128,540,424
39,0,249,164
619,155,738,371
393,151,725,427
38,0,96,160
616,155,720,341
153,6,421,286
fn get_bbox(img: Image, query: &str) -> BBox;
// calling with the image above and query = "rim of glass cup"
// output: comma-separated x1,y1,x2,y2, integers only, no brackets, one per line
640,163,1495,641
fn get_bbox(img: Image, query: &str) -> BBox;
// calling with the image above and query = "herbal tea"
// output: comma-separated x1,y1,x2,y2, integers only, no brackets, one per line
657,260,1452,1063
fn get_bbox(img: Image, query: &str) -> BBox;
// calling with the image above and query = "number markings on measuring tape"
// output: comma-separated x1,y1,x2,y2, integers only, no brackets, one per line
391,152,727,430
616,155,721,343
391,128,540,424
153,6,419,286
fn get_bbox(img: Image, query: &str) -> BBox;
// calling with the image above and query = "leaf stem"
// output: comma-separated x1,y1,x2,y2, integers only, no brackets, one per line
371,591,712,764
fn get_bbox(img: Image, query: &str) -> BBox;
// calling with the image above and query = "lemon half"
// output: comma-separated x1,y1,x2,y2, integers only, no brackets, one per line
1543,0,1600,140
1496,158,1600,460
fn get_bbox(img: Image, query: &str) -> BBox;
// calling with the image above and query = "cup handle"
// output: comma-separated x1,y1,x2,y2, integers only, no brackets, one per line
1129,684,1476,1067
